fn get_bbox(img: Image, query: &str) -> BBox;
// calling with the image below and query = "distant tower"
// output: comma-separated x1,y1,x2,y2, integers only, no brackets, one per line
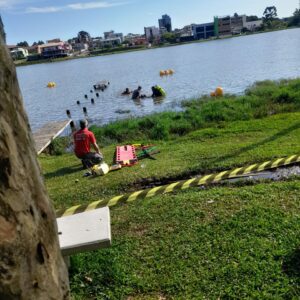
158,14,172,32
77,31,91,43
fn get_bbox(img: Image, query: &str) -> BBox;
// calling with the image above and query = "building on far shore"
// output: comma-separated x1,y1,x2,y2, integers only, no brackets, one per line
100,37,122,47
9,47,29,60
39,41,72,58
91,36,122,49
192,22,215,40
72,42,89,53
215,14,261,37
144,26,161,42
124,33,147,45
104,31,124,42
46,38,62,44
230,14,247,34
159,14,172,32
174,25,194,42
217,15,232,36
77,31,91,44
245,19,263,31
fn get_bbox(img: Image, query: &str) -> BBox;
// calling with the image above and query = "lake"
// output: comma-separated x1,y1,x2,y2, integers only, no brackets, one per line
16,28,300,131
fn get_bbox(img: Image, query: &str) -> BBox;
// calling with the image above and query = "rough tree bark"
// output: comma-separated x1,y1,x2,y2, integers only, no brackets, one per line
0,19,70,299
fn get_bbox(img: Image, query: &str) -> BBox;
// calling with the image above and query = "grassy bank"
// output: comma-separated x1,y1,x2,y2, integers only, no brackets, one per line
43,112,300,210
91,78,300,145
40,78,300,299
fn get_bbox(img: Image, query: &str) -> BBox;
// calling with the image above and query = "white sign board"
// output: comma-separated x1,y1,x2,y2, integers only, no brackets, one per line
57,207,111,256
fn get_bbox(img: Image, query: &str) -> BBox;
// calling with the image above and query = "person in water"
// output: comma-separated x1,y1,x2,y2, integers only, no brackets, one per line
151,85,166,97
132,86,143,100
122,88,131,95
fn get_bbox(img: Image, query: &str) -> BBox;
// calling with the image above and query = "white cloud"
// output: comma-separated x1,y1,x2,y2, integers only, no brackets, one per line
23,1,127,13
67,1,121,10
26,6,62,13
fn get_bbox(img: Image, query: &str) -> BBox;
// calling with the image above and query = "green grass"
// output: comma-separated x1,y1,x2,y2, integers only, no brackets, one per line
69,179,300,299
42,112,300,211
40,79,300,299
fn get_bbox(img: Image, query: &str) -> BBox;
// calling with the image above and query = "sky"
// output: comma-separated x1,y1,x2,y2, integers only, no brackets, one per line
1,0,299,45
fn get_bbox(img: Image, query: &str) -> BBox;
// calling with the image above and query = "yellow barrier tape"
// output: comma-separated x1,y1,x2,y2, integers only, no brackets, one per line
56,155,300,218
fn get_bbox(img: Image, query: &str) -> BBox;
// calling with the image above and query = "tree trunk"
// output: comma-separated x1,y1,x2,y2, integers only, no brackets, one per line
0,19,69,299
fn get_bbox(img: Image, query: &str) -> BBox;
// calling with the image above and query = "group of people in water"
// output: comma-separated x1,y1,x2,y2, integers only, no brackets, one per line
122,85,166,100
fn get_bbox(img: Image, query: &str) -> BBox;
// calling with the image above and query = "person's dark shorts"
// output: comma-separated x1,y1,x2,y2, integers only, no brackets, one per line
79,152,103,168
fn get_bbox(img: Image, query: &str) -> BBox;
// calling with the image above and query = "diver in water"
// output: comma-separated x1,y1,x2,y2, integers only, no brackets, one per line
151,85,166,97
121,88,131,95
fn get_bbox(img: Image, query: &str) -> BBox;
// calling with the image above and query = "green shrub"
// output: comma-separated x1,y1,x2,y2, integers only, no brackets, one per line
50,137,70,155
150,120,170,140
273,88,297,104
170,118,193,136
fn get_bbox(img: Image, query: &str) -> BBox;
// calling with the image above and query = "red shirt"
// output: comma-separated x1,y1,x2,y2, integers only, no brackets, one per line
74,128,96,157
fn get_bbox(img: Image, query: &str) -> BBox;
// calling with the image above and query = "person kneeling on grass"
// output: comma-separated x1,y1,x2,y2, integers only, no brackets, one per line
74,119,103,168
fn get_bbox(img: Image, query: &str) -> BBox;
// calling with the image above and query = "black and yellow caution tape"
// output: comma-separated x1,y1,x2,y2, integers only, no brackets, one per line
56,155,300,218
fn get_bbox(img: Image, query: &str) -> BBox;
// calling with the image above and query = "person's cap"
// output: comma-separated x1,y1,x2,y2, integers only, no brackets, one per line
138,86,142,89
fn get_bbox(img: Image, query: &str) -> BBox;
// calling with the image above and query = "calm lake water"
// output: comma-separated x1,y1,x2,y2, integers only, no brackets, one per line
17,28,300,131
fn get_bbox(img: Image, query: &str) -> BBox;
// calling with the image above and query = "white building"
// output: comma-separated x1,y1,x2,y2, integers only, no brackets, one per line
104,31,124,42
72,43,89,53
245,20,263,31
101,37,122,47
10,47,28,60
91,37,122,48
124,33,139,43
144,26,160,41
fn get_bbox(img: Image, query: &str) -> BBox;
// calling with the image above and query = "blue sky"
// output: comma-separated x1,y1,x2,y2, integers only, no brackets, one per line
1,0,298,45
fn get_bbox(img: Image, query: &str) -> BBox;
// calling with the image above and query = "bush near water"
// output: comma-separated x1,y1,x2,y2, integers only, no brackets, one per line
90,78,300,145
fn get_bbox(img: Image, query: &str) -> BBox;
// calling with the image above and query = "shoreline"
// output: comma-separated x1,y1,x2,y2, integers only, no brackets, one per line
87,78,300,146
14,27,298,67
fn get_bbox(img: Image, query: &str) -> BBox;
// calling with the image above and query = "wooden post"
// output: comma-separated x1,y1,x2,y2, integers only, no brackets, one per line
70,121,76,133
0,18,70,299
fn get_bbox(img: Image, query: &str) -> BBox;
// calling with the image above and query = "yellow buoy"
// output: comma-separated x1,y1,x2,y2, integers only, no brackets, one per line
47,82,56,88
159,69,175,76
215,87,223,97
